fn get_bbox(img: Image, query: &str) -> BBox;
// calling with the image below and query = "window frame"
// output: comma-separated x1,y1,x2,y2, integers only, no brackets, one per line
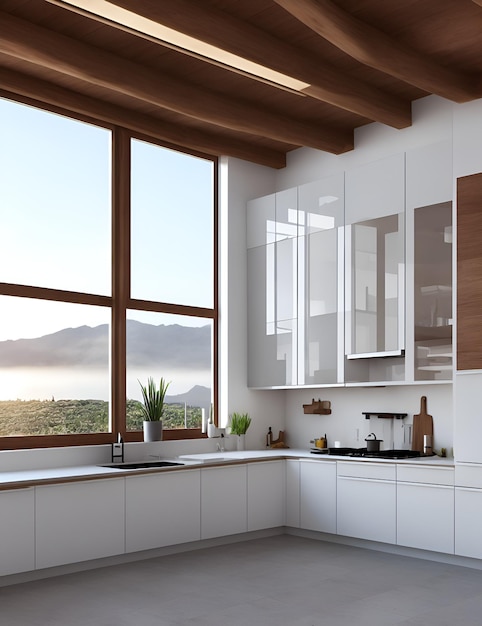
0,95,218,449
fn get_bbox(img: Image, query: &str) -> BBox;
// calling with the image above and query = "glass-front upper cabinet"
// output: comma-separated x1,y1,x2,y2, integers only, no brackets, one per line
247,189,298,387
344,153,406,383
413,202,452,381
297,175,344,385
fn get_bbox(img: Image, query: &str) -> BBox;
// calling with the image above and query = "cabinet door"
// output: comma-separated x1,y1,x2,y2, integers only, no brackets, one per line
406,141,452,210
125,470,201,553
0,488,35,576
35,478,125,569
298,175,344,385
247,461,285,531
454,372,482,463
345,153,405,224
247,241,297,387
455,487,482,558
397,483,454,553
337,477,396,544
247,194,275,249
345,154,405,382
285,459,300,528
201,465,247,539
411,202,453,382
247,188,298,388
300,461,337,534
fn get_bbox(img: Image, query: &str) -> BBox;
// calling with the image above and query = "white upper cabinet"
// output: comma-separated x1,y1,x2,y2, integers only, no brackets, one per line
247,193,275,249
344,153,406,382
406,140,453,383
247,175,344,388
345,153,405,224
297,176,344,385
406,140,452,210
247,143,454,389
247,190,298,387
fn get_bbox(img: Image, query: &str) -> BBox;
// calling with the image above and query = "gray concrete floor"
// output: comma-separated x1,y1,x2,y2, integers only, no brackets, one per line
2,535,482,625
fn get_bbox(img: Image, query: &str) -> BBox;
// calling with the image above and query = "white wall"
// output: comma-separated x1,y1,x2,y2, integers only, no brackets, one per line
285,384,453,454
219,157,285,450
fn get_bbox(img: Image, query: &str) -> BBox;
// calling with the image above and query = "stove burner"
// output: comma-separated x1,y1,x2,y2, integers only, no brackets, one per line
325,447,422,459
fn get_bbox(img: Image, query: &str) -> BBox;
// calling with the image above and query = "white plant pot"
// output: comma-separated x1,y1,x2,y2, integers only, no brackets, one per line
236,434,246,451
207,422,218,438
143,420,163,442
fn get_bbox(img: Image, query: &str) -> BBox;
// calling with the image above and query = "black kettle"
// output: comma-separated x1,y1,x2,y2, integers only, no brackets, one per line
365,433,383,452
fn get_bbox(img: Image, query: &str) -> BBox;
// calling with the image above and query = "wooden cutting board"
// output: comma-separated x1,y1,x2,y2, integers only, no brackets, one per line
412,396,433,453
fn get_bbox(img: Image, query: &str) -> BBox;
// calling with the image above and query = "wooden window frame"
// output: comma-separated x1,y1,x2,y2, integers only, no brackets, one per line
0,94,218,450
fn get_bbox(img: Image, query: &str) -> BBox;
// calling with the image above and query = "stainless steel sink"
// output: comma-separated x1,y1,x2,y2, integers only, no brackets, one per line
101,460,184,470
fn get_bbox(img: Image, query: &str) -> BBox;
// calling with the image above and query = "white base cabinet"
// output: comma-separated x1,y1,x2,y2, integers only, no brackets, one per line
35,478,125,570
455,487,482,559
125,470,201,553
397,465,454,554
455,464,482,559
397,483,454,553
300,460,336,534
285,459,300,528
247,461,285,531
337,462,396,544
0,488,35,576
0,458,467,581
201,465,247,539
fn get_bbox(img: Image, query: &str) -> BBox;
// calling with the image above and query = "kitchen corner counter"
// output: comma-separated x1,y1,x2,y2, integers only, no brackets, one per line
178,448,455,466
0,448,455,490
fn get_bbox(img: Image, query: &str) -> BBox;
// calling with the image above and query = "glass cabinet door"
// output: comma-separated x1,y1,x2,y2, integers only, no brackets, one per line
414,202,452,380
297,175,344,385
346,212,404,359
247,190,298,387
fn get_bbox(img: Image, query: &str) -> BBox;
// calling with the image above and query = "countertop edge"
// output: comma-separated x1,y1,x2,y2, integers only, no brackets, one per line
0,449,454,490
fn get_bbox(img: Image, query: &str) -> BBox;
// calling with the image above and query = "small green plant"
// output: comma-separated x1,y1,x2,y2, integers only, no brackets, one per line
138,377,170,421
230,412,251,435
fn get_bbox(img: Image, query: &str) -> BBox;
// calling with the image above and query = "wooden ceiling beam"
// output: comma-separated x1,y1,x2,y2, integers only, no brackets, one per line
0,67,287,169
105,0,410,129
0,12,352,154
274,0,480,103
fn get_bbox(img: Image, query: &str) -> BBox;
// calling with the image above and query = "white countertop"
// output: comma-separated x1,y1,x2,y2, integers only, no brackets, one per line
0,448,454,489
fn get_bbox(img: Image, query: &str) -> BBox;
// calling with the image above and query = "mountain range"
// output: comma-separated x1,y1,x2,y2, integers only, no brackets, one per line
165,384,211,408
0,320,211,369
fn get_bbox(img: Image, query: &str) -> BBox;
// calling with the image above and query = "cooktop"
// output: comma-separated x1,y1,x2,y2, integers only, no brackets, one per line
310,447,422,459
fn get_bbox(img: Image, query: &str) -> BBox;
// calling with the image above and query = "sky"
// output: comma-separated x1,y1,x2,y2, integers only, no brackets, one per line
0,96,214,341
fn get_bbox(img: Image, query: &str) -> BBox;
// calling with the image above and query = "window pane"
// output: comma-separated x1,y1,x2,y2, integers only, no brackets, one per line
126,311,213,431
0,98,111,295
131,139,214,308
0,297,110,436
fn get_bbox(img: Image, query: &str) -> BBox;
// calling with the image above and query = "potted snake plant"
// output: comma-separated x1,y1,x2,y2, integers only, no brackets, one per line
138,377,170,442
229,412,251,451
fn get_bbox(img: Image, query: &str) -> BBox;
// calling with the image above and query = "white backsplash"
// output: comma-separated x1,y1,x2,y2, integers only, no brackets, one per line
284,384,453,455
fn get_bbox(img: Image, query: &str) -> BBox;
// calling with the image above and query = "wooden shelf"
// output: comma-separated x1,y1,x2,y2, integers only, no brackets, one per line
303,399,331,415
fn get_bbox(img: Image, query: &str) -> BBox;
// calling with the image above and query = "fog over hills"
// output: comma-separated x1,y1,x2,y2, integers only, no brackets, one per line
0,320,211,369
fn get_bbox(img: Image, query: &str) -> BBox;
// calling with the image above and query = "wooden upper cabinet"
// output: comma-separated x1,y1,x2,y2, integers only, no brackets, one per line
457,173,482,370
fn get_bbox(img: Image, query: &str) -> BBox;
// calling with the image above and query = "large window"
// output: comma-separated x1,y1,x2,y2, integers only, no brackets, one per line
0,96,217,448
